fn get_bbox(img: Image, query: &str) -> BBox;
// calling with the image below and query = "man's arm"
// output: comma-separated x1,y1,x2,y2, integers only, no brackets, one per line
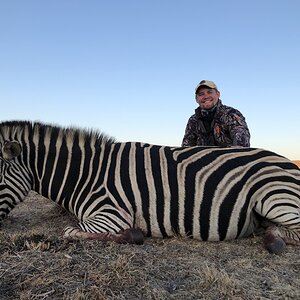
228,111,251,147
181,116,198,147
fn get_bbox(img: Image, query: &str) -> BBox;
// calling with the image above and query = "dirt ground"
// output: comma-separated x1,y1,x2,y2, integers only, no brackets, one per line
0,192,299,300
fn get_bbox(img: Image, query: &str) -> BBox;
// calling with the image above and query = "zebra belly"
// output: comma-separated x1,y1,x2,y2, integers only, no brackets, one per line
133,209,258,241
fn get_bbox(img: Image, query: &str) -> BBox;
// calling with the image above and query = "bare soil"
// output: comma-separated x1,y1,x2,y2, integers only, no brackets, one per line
0,192,299,300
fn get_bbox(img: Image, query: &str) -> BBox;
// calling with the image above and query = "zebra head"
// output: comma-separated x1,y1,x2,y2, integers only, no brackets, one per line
0,141,31,223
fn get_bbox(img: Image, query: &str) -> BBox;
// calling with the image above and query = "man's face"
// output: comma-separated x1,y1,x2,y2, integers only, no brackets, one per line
196,88,220,110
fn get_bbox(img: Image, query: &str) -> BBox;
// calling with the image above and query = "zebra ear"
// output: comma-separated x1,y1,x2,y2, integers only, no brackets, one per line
2,141,22,160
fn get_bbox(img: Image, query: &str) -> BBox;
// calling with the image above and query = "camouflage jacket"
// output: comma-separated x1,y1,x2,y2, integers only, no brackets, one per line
182,100,250,147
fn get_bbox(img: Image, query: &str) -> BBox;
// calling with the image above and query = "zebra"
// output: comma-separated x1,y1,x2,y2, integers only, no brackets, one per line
0,120,300,254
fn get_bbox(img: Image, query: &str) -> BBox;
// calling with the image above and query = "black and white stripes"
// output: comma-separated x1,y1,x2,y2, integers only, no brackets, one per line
0,120,300,252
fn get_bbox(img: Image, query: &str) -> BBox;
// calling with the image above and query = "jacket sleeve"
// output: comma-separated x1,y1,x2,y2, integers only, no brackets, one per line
181,116,198,147
227,110,251,147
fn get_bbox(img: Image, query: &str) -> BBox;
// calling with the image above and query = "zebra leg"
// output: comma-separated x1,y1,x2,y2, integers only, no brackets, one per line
63,205,144,244
255,199,300,254
63,226,144,245
263,225,300,254
263,226,286,255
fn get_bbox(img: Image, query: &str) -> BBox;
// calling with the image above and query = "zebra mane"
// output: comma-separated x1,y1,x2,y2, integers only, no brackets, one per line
0,120,117,146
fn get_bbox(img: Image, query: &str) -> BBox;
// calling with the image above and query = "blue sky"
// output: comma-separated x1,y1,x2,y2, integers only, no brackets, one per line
1,1,299,159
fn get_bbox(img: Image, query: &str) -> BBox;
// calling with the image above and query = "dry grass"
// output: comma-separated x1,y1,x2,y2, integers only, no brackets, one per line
0,192,299,300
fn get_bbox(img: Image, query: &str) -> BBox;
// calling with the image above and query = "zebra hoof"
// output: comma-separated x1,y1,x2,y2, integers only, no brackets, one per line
264,231,286,255
120,228,144,245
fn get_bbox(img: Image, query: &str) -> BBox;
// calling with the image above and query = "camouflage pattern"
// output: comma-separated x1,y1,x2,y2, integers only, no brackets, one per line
182,100,250,147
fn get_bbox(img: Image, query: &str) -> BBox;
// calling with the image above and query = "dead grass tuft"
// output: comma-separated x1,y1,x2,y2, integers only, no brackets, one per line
199,264,240,295
0,192,299,299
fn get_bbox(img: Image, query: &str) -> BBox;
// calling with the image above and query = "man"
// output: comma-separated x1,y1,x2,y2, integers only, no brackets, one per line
182,80,250,147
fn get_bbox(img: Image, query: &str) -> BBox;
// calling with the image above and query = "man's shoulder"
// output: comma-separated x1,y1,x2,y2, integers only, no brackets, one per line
187,113,198,122
218,103,244,116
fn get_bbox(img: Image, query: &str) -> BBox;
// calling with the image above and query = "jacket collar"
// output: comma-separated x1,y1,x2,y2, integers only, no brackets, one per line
195,99,222,119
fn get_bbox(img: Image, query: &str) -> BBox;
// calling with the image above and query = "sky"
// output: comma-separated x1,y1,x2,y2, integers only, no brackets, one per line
1,1,300,160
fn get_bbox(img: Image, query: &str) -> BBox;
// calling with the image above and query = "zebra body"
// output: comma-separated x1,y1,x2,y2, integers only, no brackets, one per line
0,121,300,253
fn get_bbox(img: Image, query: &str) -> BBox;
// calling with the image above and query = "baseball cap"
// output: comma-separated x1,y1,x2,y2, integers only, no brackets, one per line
195,80,218,94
